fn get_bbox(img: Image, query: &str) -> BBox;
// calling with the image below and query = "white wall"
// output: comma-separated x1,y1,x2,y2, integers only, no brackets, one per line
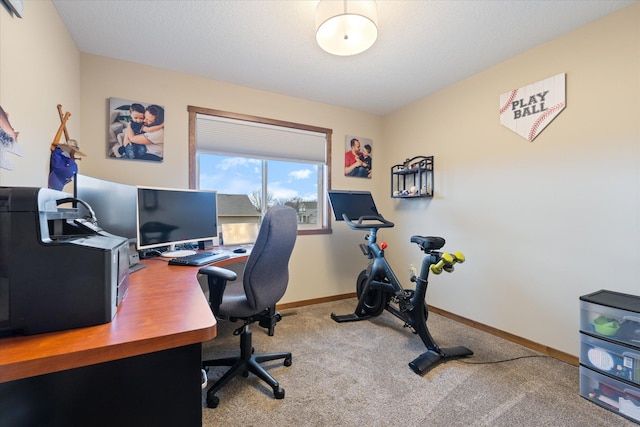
379,3,640,356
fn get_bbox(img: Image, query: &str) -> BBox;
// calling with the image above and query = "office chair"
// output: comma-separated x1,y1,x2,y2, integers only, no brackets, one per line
199,205,297,408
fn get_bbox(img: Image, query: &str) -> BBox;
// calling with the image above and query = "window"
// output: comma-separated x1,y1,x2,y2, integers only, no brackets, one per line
188,106,332,234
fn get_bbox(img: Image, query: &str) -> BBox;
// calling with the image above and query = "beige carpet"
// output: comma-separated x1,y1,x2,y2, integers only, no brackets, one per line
201,298,637,426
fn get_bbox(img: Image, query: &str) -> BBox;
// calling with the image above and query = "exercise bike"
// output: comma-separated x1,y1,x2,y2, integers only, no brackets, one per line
327,190,473,374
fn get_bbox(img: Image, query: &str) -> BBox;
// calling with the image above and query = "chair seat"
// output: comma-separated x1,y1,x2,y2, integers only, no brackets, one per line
217,282,256,318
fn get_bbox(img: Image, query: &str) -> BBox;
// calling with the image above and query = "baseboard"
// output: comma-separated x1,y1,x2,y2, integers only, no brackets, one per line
278,294,578,366
277,293,356,311
429,306,578,366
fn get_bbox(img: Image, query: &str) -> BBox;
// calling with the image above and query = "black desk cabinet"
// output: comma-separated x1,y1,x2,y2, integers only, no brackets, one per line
579,290,640,424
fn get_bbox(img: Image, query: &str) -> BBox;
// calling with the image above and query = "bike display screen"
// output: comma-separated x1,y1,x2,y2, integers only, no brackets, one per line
327,190,380,221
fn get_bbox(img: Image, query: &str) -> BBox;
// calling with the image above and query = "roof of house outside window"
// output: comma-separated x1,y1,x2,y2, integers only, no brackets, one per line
217,194,260,217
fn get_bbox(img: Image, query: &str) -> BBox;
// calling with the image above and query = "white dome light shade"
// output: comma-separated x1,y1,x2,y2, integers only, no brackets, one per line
316,0,378,56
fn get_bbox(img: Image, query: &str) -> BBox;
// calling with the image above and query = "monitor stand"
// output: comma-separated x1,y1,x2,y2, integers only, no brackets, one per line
161,244,196,258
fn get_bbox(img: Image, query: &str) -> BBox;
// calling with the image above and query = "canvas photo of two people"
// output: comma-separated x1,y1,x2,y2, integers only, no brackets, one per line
108,97,165,162
344,135,372,179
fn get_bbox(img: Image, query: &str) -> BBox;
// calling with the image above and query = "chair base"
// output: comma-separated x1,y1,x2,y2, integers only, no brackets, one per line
202,328,292,408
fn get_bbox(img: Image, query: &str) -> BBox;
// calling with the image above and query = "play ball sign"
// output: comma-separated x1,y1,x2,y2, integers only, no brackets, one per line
499,73,566,142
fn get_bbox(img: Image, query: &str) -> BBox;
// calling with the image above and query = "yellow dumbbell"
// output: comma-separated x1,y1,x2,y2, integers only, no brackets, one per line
430,252,454,275
430,251,466,274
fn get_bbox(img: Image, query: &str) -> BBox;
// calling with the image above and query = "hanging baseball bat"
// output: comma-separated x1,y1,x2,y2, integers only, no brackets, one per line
57,104,70,142
51,112,70,150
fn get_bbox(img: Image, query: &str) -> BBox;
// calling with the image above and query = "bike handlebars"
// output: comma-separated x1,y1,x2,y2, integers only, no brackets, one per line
341,213,395,230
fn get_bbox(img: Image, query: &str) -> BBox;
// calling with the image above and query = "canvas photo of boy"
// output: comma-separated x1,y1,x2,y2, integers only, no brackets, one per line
108,98,165,162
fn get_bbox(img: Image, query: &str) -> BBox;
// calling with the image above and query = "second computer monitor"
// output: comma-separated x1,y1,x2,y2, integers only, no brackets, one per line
74,174,138,240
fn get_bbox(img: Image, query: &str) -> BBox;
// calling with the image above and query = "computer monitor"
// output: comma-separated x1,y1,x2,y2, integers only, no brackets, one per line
136,186,218,257
74,174,138,240
327,190,380,221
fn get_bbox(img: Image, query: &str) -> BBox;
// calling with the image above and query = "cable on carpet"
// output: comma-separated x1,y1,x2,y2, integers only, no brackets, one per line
457,354,553,365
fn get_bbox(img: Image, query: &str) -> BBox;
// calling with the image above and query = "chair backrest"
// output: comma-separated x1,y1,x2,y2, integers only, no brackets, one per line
242,205,297,311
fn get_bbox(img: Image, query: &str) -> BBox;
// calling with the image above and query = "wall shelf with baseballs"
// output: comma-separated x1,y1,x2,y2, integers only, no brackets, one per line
390,156,433,199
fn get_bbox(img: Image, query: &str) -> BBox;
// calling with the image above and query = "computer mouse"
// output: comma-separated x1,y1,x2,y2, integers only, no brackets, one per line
233,248,247,254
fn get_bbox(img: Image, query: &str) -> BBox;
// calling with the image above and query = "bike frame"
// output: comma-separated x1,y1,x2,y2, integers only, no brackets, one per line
331,213,473,374
345,221,440,351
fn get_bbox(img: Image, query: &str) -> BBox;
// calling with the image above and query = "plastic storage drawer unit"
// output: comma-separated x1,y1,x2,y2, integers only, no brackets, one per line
581,334,640,386
580,366,640,423
580,290,640,348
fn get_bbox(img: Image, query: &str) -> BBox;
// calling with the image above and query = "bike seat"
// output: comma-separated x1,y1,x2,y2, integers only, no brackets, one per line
410,235,446,252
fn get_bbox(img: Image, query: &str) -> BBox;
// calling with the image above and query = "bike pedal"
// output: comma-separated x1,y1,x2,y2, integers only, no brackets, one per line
400,303,414,312
396,290,413,298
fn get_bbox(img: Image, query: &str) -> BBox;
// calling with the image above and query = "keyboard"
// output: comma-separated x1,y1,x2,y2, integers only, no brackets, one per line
168,251,231,266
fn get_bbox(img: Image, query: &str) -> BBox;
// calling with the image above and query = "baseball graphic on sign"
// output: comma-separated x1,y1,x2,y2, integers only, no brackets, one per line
499,73,566,142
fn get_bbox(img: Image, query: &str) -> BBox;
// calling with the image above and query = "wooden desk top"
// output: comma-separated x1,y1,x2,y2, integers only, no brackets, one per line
0,253,247,383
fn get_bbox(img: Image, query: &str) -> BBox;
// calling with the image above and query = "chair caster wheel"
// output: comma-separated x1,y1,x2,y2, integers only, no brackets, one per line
284,356,292,367
274,387,285,399
206,394,220,408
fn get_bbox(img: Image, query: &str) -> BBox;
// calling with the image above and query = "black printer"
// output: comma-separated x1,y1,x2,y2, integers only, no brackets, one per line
0,187,130,336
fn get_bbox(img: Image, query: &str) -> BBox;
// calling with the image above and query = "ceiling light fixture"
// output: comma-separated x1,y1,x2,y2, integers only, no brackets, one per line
315,0,378,56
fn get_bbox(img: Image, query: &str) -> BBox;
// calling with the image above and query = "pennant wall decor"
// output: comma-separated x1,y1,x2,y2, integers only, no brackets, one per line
499,73,566,142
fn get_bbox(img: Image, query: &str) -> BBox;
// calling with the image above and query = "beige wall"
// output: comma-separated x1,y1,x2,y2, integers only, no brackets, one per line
77,54,382,304
379,3,640,355
0,2,380,307
2,1,639,357
0,0,80,187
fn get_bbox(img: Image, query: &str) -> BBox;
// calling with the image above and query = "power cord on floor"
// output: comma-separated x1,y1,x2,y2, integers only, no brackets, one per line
457,354,553,365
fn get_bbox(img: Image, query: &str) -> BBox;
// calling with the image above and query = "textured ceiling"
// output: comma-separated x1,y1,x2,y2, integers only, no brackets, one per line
52,0,636,116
